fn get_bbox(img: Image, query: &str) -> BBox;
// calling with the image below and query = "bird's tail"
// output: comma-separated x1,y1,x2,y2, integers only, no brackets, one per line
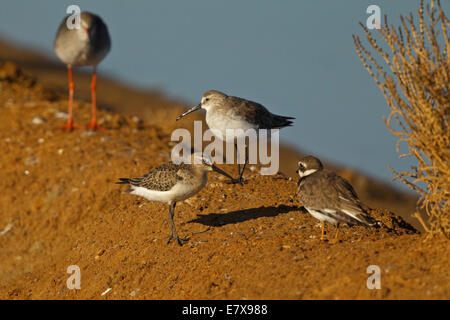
274,115,295,128
358,213,378,227
116,178,131,185
116,178,134,194
355,205,379,227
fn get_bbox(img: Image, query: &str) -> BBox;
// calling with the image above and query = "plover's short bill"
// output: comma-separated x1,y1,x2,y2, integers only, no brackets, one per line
116,154,234,246
54,11,111,131
176,90,295,183
296,155,377,242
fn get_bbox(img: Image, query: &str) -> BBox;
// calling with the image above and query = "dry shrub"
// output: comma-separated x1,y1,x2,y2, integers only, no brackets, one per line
353,0,449,238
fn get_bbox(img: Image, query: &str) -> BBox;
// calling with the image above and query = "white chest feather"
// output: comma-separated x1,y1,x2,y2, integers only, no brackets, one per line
206,111,257,142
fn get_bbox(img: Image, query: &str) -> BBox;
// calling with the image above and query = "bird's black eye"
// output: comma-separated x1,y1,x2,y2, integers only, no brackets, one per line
299,164,305,171
205,98,209,102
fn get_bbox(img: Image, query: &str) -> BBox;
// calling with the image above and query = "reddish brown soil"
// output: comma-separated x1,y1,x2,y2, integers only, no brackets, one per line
0,39,420,226
0,59,448,300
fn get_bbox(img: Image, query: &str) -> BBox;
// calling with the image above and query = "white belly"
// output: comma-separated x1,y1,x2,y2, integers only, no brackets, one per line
129,180,206,203
206,112,258,143
305,207,339,224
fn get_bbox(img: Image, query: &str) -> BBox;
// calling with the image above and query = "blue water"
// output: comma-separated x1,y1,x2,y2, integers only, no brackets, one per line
2,0,444,188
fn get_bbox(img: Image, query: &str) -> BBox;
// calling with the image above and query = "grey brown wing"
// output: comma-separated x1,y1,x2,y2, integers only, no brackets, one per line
329,173,376,226
229,96,294,129
117,162,184,191
298,171,375,226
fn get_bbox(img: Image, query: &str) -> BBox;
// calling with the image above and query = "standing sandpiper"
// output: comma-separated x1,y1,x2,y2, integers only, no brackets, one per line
116,154,234,246
176,90,294,182
296,155,376,242
54,11,111,131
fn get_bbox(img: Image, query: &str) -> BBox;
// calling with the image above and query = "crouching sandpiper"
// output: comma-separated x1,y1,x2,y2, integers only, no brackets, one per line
116,154,234,245
176,90,294,183
296,155,377,242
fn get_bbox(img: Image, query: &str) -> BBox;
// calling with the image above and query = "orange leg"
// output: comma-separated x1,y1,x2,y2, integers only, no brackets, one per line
61,65,81,131
86,66,105,131
329,223,340,244
320,221,326,241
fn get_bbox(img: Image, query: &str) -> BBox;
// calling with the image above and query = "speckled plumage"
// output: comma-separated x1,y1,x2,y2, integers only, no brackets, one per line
119,162,194,192
116,156,235,246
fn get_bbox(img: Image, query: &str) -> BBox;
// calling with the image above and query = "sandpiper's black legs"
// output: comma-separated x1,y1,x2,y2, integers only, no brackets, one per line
236,143,241,181
239,145,248,182
231,143,248,184
167,202,188,246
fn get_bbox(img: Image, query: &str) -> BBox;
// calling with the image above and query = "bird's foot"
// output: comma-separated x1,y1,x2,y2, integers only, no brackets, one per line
61,122,81,131
86,121,106,131
225,176,246,185
167,235,189,246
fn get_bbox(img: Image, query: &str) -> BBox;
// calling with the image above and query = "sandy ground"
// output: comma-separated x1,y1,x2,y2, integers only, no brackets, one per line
0,60,449,300
0,39,421,226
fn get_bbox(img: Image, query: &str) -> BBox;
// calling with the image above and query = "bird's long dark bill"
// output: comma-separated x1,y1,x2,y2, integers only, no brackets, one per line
176,104,201,121
211,164,234,180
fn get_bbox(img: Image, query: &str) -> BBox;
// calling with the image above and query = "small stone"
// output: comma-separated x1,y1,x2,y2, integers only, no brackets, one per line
83,131,96,137
95,249,105,260
25,157,40,165
0,222,13,237
32,117,47,125
101,288,112,296
132,116,141,123
130,288,140,296
54,111,68,119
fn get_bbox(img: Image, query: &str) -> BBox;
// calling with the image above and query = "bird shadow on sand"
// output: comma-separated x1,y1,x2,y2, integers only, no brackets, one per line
187,204,301,227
